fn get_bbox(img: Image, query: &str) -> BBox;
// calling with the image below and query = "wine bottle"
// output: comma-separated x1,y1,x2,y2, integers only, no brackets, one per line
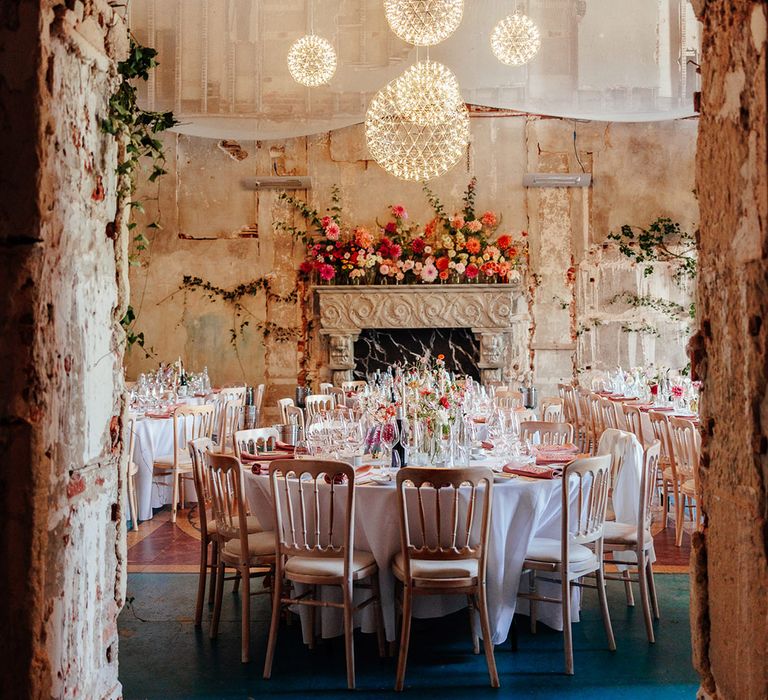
391,406,406,468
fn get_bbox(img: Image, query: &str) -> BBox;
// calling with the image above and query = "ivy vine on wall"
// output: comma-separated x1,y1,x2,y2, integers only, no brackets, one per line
103,37,178,354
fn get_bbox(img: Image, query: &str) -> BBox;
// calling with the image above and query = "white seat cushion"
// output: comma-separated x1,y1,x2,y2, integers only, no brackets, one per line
223,531,276,558
524,537,596,565
207,515,262,536
153,452,192,469
392,552,478,581
284,550,376,579
603,521,652,546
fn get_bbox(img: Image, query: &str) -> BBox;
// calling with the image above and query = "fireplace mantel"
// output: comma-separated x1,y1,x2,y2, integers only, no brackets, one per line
315,284,529,384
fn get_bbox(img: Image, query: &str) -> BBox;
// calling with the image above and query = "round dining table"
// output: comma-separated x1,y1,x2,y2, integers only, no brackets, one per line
244,465,586,645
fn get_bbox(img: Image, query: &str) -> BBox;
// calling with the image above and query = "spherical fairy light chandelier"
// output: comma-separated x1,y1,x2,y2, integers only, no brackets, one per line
287,34,337,87
491,11,541,66
384,0,465,46
395,60,463,126
365,71,469,182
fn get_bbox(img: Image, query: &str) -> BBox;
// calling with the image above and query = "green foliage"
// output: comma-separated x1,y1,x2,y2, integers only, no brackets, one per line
102,38,178,259
462,177,477,220
609,292,687,321
120,305,154,357
620,321,661,338
180,275,298,304
607,217,697,283
423,183,450,227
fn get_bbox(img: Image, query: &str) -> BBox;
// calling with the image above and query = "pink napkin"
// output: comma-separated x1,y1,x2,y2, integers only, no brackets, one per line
240,451,287,463
503,462,562,479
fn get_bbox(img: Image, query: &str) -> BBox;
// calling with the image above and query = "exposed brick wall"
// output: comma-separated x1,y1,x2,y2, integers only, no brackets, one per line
0,2,128,697
692,1,768,697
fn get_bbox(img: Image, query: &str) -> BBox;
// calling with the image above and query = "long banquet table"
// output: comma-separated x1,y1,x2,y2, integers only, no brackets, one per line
244,468,586,645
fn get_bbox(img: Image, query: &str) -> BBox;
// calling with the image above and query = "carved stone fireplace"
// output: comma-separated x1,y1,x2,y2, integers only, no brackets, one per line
315,284,530,385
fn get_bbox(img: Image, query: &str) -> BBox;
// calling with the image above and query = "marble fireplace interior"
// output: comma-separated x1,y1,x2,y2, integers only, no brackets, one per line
353,328,481,380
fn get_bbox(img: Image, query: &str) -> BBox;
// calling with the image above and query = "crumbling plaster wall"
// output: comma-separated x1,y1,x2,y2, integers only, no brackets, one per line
691,1,768,697
0,1,128,698
127,115,697,413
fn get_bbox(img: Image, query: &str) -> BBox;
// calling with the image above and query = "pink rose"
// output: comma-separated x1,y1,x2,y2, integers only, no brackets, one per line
321,216,332,228
325,222,340,240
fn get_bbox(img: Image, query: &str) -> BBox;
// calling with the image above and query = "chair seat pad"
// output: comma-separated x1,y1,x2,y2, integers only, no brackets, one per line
681,479,696,495
223,531,276,559
524,537,596,565
207,515,262,536
284,550,376,579
603,521,652,546
153,453,193,469
392,553,478,581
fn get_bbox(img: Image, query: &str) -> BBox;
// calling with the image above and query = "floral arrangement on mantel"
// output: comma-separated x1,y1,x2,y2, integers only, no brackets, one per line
276,178,528,285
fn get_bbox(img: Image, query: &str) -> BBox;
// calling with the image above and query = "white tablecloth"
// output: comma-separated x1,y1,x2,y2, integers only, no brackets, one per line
244,469,584,645
131,408,204,521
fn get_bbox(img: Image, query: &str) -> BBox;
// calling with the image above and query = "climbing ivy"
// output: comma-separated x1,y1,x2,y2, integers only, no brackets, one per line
609,292,687,322
607,217,697,283
102,38,177,350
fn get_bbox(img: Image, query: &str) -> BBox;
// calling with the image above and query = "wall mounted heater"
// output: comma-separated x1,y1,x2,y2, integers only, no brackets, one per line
523,173,592,188
241,176,312,190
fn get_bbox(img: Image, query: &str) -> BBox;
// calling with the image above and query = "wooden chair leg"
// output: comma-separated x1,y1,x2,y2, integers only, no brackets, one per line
661,480,669,528
342,581,356,690
171,470,180,523
395,585,413,692
476,587,500,688
308,585,316,650
210,561,225,640
233,570,241,594
241,566,251,663
371,574,387,659
596,566,616,650
528,570,537,633
647,559,660,619
622,569,635,606
675,489,686,547
562,575,573,675
637,552,655,643
208,541,218,605
467,594,480,654
263,573,283,679
195,536,209,627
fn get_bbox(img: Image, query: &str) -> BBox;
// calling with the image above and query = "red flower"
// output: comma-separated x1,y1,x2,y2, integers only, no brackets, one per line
410,237,426,254
481,262,498,276
389,243,403,259
299,261,313,275
439,396,450,409
465,263,479,279
480,211,497,227
385,222,398,234
497,234,512,249
318,264,336,281
435,256,450,272
439,270,449,280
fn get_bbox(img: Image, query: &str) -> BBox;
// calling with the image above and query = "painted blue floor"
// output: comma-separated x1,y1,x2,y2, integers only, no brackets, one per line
119,573,697,698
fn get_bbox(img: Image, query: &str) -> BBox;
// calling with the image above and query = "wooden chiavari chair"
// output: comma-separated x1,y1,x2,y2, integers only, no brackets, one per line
125,413,140,531
393,467,498,690
277,397,295,424
622,404,646,446
600,396,621,430
541,397,564,422
669,417,701,546
519,420,575,446
207,452,275,662
319,382,334,395
234,427,280,459
305,393,335,417
329,386,346,407
341,379,367,394
648,411,676,529
518,454,615,675
216,399,242,453
218,385,247,405
602,441,662,643
263,460,385,689
153,404,215,523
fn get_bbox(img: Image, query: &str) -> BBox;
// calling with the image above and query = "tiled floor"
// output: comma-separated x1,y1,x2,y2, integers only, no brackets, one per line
119,572,698,698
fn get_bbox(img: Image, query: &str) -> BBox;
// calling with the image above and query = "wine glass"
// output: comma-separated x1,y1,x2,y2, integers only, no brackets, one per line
293,438,309,459
380,418,400,467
